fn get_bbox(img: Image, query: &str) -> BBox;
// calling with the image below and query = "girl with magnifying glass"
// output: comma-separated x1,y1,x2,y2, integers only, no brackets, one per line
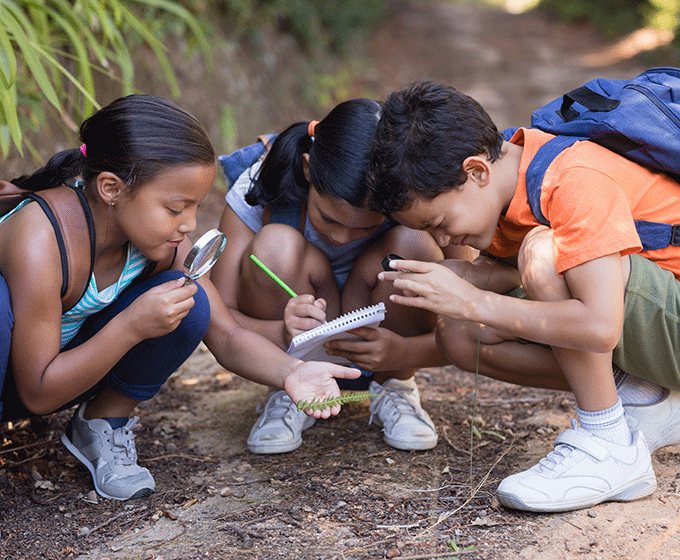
0,95,360,501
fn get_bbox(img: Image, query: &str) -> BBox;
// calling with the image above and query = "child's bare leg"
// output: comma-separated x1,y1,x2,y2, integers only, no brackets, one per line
436,316,570,391
239,224,340,321
343,226,446,382
238,225,339,455
519,226,619,412
495,226,656,513
342,226,450,451
84,388,139,419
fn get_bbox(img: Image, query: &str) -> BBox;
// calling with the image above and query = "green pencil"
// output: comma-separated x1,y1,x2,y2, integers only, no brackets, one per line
249,254,298,297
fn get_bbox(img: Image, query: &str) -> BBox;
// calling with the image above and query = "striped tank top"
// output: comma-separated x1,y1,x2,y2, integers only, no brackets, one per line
60,243,150,347
0,199,152,347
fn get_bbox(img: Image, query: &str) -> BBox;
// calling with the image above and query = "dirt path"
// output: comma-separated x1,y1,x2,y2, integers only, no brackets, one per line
3,2,680,560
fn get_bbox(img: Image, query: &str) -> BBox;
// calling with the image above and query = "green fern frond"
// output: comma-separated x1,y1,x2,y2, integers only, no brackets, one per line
296,391,383,412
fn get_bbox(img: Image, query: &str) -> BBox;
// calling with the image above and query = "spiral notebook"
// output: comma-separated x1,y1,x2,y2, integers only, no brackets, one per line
286,302,386,364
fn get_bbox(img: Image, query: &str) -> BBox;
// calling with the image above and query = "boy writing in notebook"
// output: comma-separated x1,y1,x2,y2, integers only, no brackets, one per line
367,80,680,513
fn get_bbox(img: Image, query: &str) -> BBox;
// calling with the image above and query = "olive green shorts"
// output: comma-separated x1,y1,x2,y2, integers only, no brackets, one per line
613,253,680,390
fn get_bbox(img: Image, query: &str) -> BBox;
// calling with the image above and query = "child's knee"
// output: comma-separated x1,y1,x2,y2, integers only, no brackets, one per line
246,224,309,284
518,226,564,300
175,282,211,347
380,225,443,261
435,315,478,368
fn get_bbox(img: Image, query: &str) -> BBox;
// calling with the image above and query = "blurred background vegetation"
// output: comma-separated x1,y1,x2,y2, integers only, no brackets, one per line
1,0,679,168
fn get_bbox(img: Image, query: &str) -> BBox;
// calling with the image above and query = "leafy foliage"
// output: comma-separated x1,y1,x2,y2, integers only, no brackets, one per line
0,0,210,159
537,0,680,38
212,0,385,52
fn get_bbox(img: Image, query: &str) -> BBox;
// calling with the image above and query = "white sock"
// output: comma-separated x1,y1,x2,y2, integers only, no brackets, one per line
613,364,665,406
577,398,632,446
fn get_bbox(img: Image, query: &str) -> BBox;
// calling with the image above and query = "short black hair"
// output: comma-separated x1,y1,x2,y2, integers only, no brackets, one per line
368,81,503,215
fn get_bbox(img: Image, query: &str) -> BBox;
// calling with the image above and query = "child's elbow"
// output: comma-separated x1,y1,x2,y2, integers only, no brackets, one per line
16,386,56,416
587,322,621,353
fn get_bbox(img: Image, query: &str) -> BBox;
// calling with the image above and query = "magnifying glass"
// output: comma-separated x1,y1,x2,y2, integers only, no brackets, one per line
182,228,227,284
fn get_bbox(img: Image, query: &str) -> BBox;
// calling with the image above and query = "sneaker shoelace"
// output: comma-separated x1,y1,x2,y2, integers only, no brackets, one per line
369,388,418,426
106,416,140,467
257,392,296,425
536,421,585,474
536,444,578,473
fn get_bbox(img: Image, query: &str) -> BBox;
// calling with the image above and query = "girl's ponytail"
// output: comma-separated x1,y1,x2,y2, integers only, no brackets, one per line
11,149,83,191
245,98,381,210
246,122,311,207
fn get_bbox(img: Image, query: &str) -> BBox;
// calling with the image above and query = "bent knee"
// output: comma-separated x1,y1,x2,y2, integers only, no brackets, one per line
435,315,481,369
518,226,566,300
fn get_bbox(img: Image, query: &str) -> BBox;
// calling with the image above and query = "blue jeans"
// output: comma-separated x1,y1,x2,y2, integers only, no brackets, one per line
0,270,210,421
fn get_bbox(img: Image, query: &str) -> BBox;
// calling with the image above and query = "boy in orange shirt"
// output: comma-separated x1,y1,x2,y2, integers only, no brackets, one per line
367,81,680,513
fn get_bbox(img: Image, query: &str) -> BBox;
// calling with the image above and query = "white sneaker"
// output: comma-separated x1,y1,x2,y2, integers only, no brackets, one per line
61,402,155,501
247,389,316,454
624,389,680,454
496,420,657,512
368,378,438,451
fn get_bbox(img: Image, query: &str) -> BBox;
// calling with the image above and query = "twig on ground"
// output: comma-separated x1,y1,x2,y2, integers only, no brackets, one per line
415,435,517,538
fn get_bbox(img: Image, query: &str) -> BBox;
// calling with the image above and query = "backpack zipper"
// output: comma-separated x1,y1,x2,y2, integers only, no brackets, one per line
624,83,680,129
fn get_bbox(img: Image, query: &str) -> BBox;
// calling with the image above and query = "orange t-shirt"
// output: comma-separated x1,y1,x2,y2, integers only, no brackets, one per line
486,128,680,279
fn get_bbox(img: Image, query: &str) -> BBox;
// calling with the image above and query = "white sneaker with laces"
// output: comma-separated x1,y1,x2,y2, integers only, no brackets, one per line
368,377,438,450
496,420,657,512
247,389,316,454
624,389,680,454
61,402,155,500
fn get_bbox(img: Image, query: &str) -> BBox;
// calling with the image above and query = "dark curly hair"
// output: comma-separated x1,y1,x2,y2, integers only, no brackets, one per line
367,81,503,215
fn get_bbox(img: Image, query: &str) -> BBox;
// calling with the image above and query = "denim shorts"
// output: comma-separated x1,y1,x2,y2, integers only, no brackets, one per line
613,254,680,390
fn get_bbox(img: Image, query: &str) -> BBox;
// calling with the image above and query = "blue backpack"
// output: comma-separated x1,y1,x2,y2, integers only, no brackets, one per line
504,66,680,251
218,133,307,232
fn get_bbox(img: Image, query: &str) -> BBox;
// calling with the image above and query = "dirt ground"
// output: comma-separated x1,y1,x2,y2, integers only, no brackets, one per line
3,1,680,559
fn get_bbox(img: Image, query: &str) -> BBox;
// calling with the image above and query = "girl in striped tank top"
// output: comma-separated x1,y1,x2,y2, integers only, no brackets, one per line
0,95,360,501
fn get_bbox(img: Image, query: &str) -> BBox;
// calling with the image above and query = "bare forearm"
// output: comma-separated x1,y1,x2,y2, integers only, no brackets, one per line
464,255,521,293
466,290,617,353
227,306,287,349
204,324,298,389
18,315,143,414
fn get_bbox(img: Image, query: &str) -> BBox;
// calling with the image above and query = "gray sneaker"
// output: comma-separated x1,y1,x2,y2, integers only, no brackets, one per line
247,389,316,454
61,402,155,500
369,377,438,450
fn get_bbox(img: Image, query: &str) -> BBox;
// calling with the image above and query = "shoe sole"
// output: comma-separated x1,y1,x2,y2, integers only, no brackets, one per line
383,434,438,451
248,438,304,454
60,432,154,501
496,471,657,513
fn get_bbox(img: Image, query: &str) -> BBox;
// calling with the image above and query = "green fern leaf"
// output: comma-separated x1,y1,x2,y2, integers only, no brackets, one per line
296,391,383,412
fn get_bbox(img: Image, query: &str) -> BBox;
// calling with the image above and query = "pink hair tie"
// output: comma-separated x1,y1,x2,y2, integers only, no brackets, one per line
307,120,319,138
80,144,86,157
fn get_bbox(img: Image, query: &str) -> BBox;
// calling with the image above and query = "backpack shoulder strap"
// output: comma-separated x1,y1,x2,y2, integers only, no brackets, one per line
263,200,307,235
27,185,95,312
523,135,584,226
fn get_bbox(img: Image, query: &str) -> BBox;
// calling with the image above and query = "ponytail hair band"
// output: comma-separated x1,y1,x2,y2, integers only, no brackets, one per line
307,120,319,139
80,144,87,157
